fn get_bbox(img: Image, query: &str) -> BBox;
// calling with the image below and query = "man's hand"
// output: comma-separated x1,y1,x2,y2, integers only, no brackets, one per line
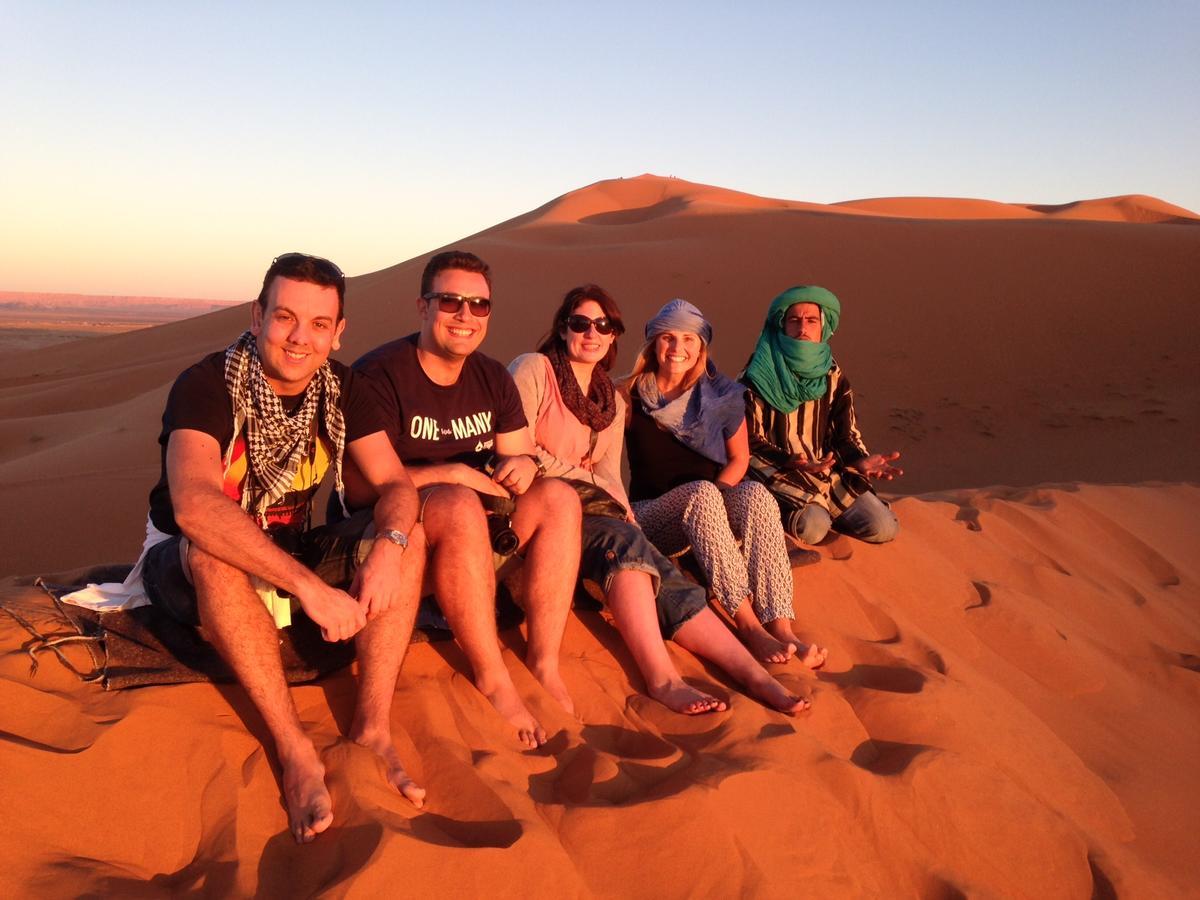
784,452,835,475
492,454,538,495
348,539,406,620
296,577,367,642
848,451,904,481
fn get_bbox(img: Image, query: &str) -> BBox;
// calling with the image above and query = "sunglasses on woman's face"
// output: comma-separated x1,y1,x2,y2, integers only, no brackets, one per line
422,292,492,317
565,314,616,335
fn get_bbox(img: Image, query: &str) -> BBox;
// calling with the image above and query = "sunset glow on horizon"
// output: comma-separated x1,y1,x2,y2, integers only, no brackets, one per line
2,1,1196,300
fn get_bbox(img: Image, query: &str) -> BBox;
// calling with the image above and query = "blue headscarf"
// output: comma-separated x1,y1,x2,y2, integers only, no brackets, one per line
636,299,745,465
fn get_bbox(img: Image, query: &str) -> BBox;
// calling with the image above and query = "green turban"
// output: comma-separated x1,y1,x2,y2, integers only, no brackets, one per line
743,285,841,412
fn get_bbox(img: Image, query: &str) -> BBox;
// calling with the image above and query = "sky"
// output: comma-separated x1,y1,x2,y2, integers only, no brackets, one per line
2,1,1197,300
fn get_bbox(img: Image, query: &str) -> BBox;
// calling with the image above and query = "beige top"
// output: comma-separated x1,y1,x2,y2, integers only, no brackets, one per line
507,352,631,515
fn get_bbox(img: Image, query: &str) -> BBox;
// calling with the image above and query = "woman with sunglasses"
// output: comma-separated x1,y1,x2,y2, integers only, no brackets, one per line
621,299,828,669
509,285,809,715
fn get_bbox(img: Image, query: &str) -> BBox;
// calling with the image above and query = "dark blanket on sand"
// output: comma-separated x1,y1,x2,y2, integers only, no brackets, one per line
1,565,357,690
1,564,541,690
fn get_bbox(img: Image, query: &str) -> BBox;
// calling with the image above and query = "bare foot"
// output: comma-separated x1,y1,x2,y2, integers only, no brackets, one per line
479,676,547,749
745,671,811,715
739,620,796,664
648,679,727,715
765,619,828,670
351,727,427,808
529,660,577,719
797,642,828,670
280,746,333,844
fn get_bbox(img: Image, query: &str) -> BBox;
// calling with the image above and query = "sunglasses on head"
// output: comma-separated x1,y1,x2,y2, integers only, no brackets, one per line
422,291,492,317
272,252,345,283
565,313,617,335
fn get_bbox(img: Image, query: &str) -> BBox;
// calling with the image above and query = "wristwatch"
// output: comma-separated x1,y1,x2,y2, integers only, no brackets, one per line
378,529,409,551
527,454,547,476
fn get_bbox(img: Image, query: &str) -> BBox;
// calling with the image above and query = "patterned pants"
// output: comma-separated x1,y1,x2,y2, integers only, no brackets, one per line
632,480,794,625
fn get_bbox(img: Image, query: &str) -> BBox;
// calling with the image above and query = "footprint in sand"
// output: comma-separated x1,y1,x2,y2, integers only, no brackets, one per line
1088,855,1118,900
953,504,982,532
849,738,933,776
405,748,524,848
966,581,991,610
847,585,902,643
821,663,927,695
529,724,705,807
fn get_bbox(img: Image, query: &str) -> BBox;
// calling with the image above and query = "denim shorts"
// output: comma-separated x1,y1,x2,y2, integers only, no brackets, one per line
579,515,708,638
142,510,377,627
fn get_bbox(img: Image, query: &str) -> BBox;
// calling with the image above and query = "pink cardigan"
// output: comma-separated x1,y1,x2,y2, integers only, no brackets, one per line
507,353,631,515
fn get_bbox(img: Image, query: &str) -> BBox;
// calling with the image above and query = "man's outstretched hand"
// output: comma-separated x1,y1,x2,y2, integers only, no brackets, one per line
784,452,835,475
848,451,904,481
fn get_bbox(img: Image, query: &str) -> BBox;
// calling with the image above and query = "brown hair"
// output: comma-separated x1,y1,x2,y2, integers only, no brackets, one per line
420,249,492,296
256,252,346,320
535,284,626,371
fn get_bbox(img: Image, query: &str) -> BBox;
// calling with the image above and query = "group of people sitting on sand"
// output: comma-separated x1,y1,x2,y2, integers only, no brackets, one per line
69,249,902,842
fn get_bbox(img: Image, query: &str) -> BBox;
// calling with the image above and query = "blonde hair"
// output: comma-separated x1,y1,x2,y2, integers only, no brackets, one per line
618,336,710,397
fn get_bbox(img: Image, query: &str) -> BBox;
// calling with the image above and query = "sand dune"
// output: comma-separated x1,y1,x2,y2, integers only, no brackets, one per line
3,176,1196,573
2,483,1196,896
0,175,1197,895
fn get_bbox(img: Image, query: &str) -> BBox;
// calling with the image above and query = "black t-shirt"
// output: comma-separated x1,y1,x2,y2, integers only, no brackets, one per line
147,352,385,534
625,385,722,502
353,333,527,470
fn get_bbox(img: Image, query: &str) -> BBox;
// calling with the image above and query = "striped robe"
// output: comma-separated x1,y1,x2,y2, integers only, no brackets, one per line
742,361,875,520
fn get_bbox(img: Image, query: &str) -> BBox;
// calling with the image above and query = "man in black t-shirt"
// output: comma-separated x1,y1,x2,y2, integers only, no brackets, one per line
141,253,426,844
346,250,581,749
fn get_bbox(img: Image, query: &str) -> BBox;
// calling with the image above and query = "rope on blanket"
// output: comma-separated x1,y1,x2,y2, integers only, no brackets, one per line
0,578,108,683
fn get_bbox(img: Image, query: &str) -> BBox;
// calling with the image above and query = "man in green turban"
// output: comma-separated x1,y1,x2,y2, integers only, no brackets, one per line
741,285,902,553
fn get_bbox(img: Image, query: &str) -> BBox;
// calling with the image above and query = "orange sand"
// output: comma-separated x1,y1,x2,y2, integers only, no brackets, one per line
1,175,1197,896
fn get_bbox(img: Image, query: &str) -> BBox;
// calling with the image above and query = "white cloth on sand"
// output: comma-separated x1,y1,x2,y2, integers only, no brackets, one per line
60,517,168,611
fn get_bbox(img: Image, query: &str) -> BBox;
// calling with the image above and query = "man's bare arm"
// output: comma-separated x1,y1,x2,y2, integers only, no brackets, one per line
167,429,365,641
492,428,539,495
342,431,424,618
406,460,510,497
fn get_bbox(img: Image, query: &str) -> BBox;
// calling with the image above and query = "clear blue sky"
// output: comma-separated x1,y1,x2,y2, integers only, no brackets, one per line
2,1,1196,299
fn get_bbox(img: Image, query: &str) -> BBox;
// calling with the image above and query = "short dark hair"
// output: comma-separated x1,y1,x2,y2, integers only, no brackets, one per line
256,252,346,320
420,250,492,297
536,284,626,371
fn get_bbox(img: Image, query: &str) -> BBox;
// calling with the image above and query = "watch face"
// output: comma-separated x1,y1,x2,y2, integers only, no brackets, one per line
381,529,408,548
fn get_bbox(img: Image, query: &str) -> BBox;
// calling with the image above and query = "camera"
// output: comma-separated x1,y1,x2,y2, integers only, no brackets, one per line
475,492,520,555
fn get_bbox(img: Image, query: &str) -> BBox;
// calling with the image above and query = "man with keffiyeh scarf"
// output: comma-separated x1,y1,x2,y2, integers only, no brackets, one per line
138,253,427,844
742,285,902,552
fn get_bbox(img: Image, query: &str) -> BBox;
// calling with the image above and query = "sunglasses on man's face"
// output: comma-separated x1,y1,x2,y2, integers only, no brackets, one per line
422,292,492,318
565,314,617,335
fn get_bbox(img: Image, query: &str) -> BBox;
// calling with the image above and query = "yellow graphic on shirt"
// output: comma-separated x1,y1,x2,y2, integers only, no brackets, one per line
222,432,332,528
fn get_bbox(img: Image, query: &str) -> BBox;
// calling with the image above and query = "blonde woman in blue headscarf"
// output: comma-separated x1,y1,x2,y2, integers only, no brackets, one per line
623,299,828,669
742,286,902,553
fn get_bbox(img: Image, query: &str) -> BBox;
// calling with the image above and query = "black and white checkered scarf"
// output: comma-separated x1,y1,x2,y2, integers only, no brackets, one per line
223,330,347,524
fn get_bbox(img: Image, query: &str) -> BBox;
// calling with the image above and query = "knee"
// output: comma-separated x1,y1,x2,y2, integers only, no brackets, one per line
525,476,582,524
859,510,899,543
741,480,780,516
422,485,488,540
187,542,244,584
841,499,899,543
682,480,726,520
789,505,831,544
